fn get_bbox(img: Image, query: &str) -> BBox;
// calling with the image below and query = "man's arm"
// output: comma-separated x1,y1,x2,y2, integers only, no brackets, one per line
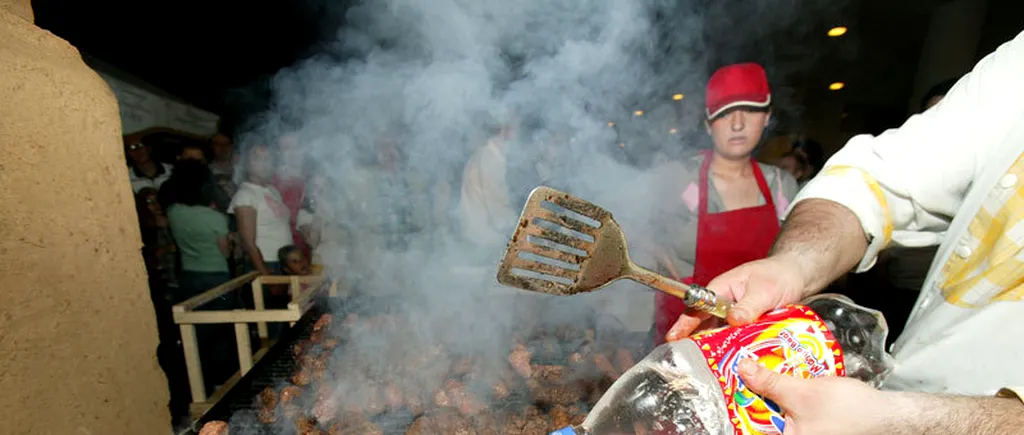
738,359,1024,435
784,30,1024,274
770,199,869,296
888,392,1024,435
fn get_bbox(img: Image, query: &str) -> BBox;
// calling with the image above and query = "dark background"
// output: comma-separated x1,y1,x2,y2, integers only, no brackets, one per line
31,0,1024,146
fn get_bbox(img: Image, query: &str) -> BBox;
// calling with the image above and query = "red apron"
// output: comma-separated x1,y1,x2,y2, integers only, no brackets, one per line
654,151,780,345
272,175,310,258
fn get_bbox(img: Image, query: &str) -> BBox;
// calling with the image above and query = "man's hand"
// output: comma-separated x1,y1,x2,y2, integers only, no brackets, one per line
665,255,808,341
737,359,891,435
666,199,870,341
738,359,1024,435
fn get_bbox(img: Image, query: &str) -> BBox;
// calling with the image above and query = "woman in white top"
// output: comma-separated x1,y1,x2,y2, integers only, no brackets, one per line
228,144,293,276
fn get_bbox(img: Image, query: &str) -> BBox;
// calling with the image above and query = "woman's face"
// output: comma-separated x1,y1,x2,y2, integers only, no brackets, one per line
707,108,770,160
247,146,275,181
284,250,311,275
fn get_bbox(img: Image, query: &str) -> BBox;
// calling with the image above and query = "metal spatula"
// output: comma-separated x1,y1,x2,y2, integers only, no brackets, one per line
496,186,732,319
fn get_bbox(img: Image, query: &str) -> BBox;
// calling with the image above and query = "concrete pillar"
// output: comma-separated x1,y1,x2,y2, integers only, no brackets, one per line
909,0,989,112
0,1,171,433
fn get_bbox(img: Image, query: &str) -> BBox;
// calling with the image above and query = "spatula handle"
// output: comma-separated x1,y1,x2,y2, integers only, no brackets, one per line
628,266,733,319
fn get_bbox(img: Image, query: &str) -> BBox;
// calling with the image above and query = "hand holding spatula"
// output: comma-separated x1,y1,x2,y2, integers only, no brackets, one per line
496,186,732,319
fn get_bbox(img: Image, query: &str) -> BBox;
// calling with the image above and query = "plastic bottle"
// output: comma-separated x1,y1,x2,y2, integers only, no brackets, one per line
551,294,894,435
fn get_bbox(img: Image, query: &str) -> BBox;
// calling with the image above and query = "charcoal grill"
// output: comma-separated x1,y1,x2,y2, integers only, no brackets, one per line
187,296,332,435
187,293,651,435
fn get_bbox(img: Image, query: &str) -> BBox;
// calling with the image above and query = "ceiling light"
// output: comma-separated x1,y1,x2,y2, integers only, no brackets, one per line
669,128,678,134
672,94,684,101
828,26,848,37
634,110,644,116
607,121,615,127
829,82,845,91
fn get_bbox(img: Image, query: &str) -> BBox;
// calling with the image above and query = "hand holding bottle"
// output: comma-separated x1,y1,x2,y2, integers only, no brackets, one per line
666,255,812,342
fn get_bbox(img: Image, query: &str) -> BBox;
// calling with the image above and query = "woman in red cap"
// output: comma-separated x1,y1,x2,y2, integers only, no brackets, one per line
647,63,798,344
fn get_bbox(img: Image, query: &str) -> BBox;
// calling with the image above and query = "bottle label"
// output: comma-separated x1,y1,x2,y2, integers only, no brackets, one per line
690,305,845,435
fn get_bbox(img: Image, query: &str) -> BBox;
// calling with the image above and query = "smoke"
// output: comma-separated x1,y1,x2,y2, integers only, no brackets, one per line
222,0,849,431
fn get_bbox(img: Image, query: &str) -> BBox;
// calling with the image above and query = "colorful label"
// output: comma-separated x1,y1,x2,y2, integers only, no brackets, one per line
690,305,845,435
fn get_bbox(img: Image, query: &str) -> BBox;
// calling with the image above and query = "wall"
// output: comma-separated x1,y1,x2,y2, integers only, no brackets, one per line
0,3,171,434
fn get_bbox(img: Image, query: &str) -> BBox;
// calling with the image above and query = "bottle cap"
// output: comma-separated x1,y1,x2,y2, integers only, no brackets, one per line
549,427,578,435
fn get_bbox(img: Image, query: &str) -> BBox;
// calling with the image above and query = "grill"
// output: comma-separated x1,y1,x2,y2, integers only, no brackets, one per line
188,297,332,435
187,293,651,435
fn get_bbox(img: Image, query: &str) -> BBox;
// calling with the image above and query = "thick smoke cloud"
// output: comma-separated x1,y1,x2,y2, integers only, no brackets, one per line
224,0,848,431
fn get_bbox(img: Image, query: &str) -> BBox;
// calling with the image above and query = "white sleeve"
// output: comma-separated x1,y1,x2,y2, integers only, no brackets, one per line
228,186,259,214
788,30,1024,272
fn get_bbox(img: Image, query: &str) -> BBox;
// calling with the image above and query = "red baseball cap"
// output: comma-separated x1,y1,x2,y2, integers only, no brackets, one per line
705,63,771,119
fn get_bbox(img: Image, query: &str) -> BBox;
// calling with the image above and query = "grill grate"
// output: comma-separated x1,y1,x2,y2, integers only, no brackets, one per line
188,295,650,435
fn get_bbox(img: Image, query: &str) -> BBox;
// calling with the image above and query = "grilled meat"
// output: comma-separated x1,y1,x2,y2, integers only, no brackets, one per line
198,420,229,435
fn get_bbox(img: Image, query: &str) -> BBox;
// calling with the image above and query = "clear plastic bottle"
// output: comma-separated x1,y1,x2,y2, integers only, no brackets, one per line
551,294,894,435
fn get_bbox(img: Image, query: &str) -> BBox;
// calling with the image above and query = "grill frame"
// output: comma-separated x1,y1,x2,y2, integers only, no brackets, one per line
188,296,334,435
186,294,653,435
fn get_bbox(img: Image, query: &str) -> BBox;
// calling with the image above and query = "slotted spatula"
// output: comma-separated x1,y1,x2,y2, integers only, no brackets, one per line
496,186,732,319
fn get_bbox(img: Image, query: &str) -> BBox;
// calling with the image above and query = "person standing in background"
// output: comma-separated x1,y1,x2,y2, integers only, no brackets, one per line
208,132,235,177
458,122,518,251
272,133,310,258
646,63,798,345
229,144,293,276
126,139,173,193
136,187,178,291
778,138,825,189
161,160,237,391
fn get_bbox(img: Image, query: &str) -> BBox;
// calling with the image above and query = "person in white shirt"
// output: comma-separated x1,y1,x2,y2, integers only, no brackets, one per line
667,31,1024,434
458,123,518,250
126,139,173,193
228,143,293,276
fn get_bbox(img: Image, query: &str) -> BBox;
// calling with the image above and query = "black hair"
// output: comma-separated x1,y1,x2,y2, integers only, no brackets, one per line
159,160,222,209
277,245,301,266
791,138,825,176
920,78,958,111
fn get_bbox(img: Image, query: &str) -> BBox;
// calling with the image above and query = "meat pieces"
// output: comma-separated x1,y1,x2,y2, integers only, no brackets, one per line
502,407,549,435
593,353,619,380
445,379,487,416
257,387,278,424
198,421,229,435
614,348,635,374
313,386,340,424
532,365,567,384
529,380,583,406
406,412,476,435
295,416,323,435
509,344,533,378
329,413,383,435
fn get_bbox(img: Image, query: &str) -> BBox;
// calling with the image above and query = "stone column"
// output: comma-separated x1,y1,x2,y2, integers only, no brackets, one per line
0,1,171,433
908,0,989,112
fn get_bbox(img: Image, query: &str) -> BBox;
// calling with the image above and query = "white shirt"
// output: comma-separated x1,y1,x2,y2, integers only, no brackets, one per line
228,182,293,262
458,139,515,248
128,163,173,193
296,208,348,267
789,30,1024,396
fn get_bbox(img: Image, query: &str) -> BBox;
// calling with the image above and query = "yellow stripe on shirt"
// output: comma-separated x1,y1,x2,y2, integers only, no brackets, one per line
820,166,894,246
